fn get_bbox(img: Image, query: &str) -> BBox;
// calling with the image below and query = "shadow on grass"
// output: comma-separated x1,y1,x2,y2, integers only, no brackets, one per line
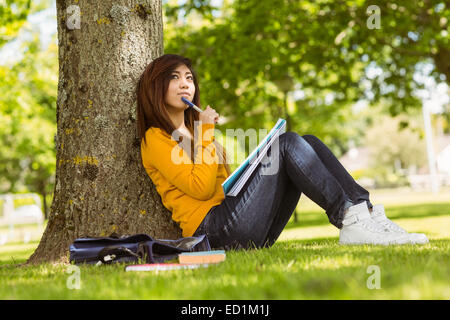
285,202,450,229
0,240,39,267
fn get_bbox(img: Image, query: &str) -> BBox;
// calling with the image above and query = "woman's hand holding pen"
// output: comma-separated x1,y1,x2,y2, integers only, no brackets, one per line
199,105,219,124
180,97,219,124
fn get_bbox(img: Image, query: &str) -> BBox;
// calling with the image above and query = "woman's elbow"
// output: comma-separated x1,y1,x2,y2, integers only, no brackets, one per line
190,183,216,200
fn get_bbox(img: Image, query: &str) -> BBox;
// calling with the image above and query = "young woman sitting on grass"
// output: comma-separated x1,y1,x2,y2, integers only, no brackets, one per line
136,54,428,250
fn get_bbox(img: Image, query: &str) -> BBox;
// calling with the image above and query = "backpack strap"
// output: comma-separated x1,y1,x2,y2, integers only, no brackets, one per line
97,245,140,264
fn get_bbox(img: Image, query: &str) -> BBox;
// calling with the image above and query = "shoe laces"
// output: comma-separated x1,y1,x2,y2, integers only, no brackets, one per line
359,217,387,233
376,218,406,233
372,205,404,233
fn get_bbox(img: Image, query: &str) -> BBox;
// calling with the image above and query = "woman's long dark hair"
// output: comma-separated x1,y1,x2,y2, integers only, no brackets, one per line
137,54,231,176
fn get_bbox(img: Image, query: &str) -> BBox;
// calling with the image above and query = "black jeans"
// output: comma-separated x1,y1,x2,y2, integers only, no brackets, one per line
193,131,372,250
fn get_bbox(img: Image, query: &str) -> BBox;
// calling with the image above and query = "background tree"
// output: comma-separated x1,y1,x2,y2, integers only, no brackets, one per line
0,1,58,217
164,0,449,153
364,110,428,187
0,33,57,219
1,0,31,46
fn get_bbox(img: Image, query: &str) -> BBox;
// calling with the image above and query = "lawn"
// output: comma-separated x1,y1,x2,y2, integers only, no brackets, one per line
0,188,449,300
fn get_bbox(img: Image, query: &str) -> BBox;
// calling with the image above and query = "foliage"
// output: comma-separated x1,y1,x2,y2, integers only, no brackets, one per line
0,31,57,216
364,114,428,187
164,0,449,156
0,0,51,47
0,0,31,47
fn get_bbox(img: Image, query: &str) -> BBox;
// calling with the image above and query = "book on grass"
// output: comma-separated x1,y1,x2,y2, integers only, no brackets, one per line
178,250,226,264
222,118,286,196
125,263,210,272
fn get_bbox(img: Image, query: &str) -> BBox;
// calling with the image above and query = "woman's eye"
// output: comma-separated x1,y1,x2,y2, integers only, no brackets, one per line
171,74,193,80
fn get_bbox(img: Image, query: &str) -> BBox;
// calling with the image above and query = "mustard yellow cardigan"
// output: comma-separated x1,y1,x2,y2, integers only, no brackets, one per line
141,123,229,237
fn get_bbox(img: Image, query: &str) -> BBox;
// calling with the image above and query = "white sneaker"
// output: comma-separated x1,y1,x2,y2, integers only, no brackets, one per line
371,204,429,244
339,202,411,245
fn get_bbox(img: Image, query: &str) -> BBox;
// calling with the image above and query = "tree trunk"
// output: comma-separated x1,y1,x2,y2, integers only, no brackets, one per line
434,46,450,86
282,93,297,223
40,187,47,220
28,0,181,265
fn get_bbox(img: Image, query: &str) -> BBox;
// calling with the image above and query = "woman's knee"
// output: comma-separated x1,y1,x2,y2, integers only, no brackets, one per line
280,131,301,147
301,134,320,144
278,132,321,168
302,134,327,151
280,131,310,152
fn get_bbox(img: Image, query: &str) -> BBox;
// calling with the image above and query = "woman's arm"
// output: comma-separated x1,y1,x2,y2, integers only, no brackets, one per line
142,123,219,200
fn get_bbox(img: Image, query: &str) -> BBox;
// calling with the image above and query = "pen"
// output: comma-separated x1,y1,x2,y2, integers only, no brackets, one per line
181,97,203,113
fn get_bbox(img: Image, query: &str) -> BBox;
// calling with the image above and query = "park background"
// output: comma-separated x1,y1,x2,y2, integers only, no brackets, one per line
0,0,449,299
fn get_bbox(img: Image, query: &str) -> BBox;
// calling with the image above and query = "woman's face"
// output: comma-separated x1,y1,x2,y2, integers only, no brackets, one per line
164,64,196,112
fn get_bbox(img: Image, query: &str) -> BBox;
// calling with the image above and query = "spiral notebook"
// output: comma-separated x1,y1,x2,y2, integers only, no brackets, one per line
221,118,286,196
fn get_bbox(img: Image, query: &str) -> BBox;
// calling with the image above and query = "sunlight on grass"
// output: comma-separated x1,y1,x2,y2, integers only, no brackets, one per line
0,241,38,265
279,225,339,241
392,216,450,239
0,199,449,299
302,254,365,271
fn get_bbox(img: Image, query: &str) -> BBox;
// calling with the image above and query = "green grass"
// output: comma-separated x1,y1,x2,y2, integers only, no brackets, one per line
1,238,449,299
1,192,449,299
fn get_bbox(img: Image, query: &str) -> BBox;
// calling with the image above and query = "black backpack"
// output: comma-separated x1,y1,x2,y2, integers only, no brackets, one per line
69,233,211,265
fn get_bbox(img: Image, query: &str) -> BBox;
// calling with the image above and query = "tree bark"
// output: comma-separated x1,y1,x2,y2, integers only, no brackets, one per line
28,0,181,265
434,46,450,86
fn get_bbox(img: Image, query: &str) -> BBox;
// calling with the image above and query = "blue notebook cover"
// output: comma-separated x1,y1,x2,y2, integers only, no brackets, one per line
221,118,286,196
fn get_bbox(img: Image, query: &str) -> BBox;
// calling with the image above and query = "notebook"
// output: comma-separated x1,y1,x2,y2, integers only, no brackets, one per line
222,118,286,196
178,250,226,264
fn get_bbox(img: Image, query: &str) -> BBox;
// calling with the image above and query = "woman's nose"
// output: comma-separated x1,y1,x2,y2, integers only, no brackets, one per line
179,77,189,88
